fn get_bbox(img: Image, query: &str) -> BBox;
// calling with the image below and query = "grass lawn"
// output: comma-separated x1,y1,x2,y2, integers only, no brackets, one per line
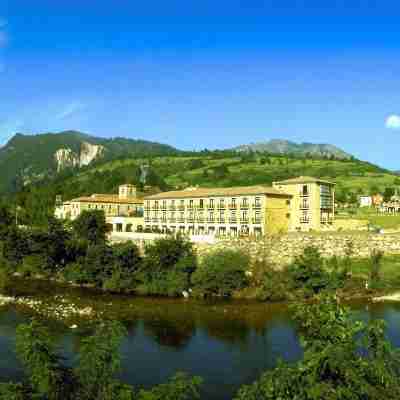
349,254,400,289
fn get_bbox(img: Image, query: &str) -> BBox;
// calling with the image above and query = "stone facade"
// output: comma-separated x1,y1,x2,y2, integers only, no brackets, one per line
194,233,400,266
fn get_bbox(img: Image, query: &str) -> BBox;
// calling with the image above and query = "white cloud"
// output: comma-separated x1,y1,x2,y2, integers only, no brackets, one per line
56,101,86,120
386,114,400,130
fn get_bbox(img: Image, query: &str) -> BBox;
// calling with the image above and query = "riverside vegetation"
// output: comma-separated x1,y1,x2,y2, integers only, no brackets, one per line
0,204,400,301
1,295,400,399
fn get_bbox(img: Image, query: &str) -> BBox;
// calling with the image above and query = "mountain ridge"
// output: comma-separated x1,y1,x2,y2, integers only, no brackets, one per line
233,139,352,159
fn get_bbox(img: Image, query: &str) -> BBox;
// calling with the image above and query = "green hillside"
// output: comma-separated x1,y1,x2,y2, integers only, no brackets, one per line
0,131,179,193
10,149,399,226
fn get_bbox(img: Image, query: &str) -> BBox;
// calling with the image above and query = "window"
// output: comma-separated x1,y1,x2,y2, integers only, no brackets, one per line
302,185,308,196
210,199,214,208
189,200,194,208
199,199,204,209
255,197,261,206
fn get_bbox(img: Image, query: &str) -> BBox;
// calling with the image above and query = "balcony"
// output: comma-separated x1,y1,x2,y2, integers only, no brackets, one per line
207,218,215,223
187,218,195,223
177,205,185,211
217,204,226,210
168,206,176,211
218,218,226,223
252,218,262,224
152,218,159,223
300,203,310,210
229,218,237,224
240,204,249,209
151,206,159,211
207,204,215,209
240,218,249,224
228,204,237,209
144,217,151,223
252,203,262,209
178,218,185,223
197,218,205,223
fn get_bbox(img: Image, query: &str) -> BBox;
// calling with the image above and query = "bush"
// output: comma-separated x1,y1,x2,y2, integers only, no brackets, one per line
72,210,108,245
62,263,91,284
288,246,331,295
137,236,197,296
1,320,202,400
191,249,249,297
256,269,289,302
19,255,46,277
102,266,134,293
235,295,400,400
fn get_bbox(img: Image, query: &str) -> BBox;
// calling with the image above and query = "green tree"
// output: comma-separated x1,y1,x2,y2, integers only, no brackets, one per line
235,295,400,400
384,187,395,202
191,249,249,297
0,203,13,240
73,210,108,245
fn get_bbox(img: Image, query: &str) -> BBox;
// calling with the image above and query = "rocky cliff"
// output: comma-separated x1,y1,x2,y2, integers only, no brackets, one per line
54,141,105,171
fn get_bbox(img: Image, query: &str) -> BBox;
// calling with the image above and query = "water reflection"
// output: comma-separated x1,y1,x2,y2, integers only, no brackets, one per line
2,280,400,399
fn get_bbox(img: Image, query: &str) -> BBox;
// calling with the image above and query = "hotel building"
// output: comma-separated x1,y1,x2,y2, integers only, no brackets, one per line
55,184,145,233
143,186,292,236
273,176,335,231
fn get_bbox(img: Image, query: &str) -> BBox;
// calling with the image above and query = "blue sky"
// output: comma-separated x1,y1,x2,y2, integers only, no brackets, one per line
1,1,400,168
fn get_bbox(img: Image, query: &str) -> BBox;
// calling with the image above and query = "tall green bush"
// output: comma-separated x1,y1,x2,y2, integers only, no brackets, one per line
235,295,400,400
191,249,249,297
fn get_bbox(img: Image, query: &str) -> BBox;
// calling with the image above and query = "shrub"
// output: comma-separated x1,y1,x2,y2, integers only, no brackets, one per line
191,249,249,297
235,295,400,400
62,263,91,284
288,246,331,294
19,255,46,277
102,266,134,293
256,269,289,302
72,210,108,245
138,236,197,296
112,242,142,273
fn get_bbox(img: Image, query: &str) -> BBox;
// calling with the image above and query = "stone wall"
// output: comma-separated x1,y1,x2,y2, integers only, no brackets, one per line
195,233,400,267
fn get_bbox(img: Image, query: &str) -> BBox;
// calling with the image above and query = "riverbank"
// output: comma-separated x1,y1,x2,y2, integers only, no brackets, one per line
2,273,400,326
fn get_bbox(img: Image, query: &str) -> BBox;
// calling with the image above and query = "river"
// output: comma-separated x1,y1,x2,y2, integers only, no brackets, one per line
1,282,400,399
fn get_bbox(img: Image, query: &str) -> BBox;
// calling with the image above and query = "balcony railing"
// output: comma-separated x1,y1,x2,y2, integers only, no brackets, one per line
229,218,237,224
208,204,215,209
217,204,226,210
178,205,185,211
240,204,249,209
252,218,262,224
218,218,226,223
207,218,215,223
168,206,176,211
252,203,262,209
240,218,249,224
228,204,237,209
300,204,310,210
